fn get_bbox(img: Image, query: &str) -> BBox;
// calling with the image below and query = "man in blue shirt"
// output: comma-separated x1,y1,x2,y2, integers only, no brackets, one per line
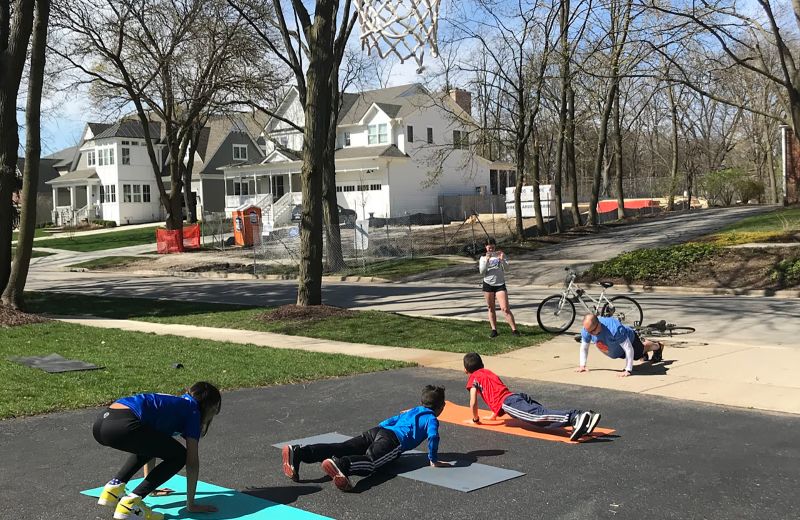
577,314,664,377
281,385,448,491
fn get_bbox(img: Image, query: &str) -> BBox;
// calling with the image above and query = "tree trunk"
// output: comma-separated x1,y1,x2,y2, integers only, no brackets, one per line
183,127,201,223
566,86,581,226
323,69,345,272
2,0,49,309
667,85,679,211
0,0,36,296
764,125,778,204
531,135,545,234
297,0,336,306
554,0,570,232
612,89,625,220
514,138,526,240
589,84,616,226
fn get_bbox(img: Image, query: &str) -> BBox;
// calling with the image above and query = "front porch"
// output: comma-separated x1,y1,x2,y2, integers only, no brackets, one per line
224,169,303,225
46,169,102,226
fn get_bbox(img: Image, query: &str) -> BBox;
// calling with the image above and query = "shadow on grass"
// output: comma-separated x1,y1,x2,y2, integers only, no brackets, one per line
25,291,261,320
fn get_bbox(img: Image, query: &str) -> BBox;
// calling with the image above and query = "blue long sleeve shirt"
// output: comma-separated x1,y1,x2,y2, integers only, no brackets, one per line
379,406,441,462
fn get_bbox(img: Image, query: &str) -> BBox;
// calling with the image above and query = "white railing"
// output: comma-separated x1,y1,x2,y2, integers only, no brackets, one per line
225,194,274,211
271,192,298,226
52,205,99,226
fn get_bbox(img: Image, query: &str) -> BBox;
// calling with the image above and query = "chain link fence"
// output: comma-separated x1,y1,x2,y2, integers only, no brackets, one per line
194,197,672,278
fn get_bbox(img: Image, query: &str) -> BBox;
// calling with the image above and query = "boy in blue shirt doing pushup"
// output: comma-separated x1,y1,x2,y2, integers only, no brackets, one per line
282,385,448,491
92,382,222,520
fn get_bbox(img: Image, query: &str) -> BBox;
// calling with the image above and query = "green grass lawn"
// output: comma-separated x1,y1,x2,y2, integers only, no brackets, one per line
341,257,464,280
26,292,550,355
11,248,54,258
12,228,48,242
707,207,800,245
37,227,158,252
67,256,143,270
0,321,408,418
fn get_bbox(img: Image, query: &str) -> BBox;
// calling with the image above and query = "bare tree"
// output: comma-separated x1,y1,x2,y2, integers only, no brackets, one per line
53,0,276,232
0,0,36,299
1,0,50,309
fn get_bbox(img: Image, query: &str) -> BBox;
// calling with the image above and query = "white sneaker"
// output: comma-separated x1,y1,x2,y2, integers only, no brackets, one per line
570,411,591,441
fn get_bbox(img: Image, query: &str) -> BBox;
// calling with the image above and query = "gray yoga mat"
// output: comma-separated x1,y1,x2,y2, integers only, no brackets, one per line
8,353,103,373
273,432,524,492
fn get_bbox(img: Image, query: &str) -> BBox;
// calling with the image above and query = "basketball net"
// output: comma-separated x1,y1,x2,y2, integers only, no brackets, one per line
354,0,441,73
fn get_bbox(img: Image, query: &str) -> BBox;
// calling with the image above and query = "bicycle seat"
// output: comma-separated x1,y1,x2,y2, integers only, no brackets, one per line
598,281,614,289
645,320,667,331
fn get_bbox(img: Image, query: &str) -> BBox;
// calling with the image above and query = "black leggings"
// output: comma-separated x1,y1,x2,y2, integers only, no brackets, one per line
296,427,402,476
93,408,186,497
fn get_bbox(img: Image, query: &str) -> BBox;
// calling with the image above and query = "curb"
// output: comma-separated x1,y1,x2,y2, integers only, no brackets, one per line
61,267,798,298
64,267,390,284
540,282,800,299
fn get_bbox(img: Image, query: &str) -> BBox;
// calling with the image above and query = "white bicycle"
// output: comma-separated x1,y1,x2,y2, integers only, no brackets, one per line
536,268,643,334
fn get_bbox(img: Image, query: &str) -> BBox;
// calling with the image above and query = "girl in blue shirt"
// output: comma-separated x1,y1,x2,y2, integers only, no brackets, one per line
92,382,222,520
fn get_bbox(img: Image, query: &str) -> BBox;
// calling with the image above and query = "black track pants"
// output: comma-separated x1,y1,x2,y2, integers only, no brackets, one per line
296,427,402,476
93,408,187,497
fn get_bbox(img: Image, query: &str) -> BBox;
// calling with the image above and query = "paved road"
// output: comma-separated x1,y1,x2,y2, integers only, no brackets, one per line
24,271,800,348
2,368,798,520
418,205,775,285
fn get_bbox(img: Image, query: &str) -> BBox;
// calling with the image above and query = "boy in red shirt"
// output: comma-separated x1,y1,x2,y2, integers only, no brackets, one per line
463,352,600,441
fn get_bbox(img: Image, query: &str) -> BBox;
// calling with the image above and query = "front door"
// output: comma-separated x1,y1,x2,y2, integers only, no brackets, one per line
272,176,285,199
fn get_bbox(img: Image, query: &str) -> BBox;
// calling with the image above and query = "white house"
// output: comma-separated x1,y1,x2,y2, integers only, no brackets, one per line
222,83,516,224
46,114,265,226
46,121,163,226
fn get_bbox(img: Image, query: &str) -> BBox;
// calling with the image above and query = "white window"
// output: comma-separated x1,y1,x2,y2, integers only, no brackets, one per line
407,125,414,142
343,185,356,192
132,184,142,203
98,147,115,166
123,184,132,203
278,136,289,148
122,147,130,165
87,150,96,167
336,186,343,192
370,184,381,191
121,140,130,145
233,144,248,161
103,185,116,203
453,130,468,150
358,185,369,191
344,132,351,147
427,127,433,144
368,124,388,145
233,182,250,195
142,184,151,203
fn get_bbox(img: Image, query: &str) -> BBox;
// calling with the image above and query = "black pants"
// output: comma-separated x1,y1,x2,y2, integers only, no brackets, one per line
296,427,402,476
92,408,186,497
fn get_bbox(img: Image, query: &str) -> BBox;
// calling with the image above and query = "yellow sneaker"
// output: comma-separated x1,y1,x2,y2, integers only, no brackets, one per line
97,482,126,508
113,495,164,520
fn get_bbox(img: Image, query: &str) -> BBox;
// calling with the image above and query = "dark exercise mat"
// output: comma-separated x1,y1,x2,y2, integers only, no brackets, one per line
8,353,103,373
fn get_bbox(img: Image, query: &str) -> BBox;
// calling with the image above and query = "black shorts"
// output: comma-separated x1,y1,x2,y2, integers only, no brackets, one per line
482,283,507,293
632,333,645,360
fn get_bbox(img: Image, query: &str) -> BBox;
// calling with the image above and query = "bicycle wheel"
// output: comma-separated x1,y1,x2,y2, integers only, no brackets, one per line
602,296,643,327
644,326,695,337
537,295,576,333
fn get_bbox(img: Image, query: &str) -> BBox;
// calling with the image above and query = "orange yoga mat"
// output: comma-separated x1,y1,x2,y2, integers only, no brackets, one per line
438,401,616,443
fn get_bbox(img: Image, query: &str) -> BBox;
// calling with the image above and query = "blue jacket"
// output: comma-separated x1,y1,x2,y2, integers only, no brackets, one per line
379,406,440,462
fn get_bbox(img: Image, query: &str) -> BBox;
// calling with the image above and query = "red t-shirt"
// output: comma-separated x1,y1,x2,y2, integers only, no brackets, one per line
466,368,513,414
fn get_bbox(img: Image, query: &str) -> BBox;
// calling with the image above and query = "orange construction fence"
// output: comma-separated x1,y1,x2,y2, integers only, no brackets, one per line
156,223,201,254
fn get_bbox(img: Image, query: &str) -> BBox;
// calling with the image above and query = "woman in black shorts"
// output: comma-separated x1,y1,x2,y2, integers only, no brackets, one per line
478,238,519,338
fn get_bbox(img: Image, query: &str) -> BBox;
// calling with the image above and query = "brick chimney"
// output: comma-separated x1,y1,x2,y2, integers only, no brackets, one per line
448,88,472,116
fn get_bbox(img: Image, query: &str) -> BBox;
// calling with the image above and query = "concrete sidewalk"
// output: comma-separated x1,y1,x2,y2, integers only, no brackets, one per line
58,317,800,416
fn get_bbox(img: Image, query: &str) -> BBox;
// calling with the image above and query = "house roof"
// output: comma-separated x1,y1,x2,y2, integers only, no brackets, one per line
335,144,407,160
46,168,98,185
195,113,267,175
337,84,433,125
44,145,78,169
17,158,61,192
87,123,112,137
93,120,162,140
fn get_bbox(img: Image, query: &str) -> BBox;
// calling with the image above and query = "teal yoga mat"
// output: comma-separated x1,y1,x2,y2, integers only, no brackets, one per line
81,475,331,520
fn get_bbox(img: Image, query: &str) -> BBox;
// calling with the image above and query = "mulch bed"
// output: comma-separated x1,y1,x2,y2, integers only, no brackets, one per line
258,304,357,323
0,306,49,327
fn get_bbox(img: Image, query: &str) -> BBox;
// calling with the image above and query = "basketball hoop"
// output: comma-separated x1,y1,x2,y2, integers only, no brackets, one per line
354,0,441,74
